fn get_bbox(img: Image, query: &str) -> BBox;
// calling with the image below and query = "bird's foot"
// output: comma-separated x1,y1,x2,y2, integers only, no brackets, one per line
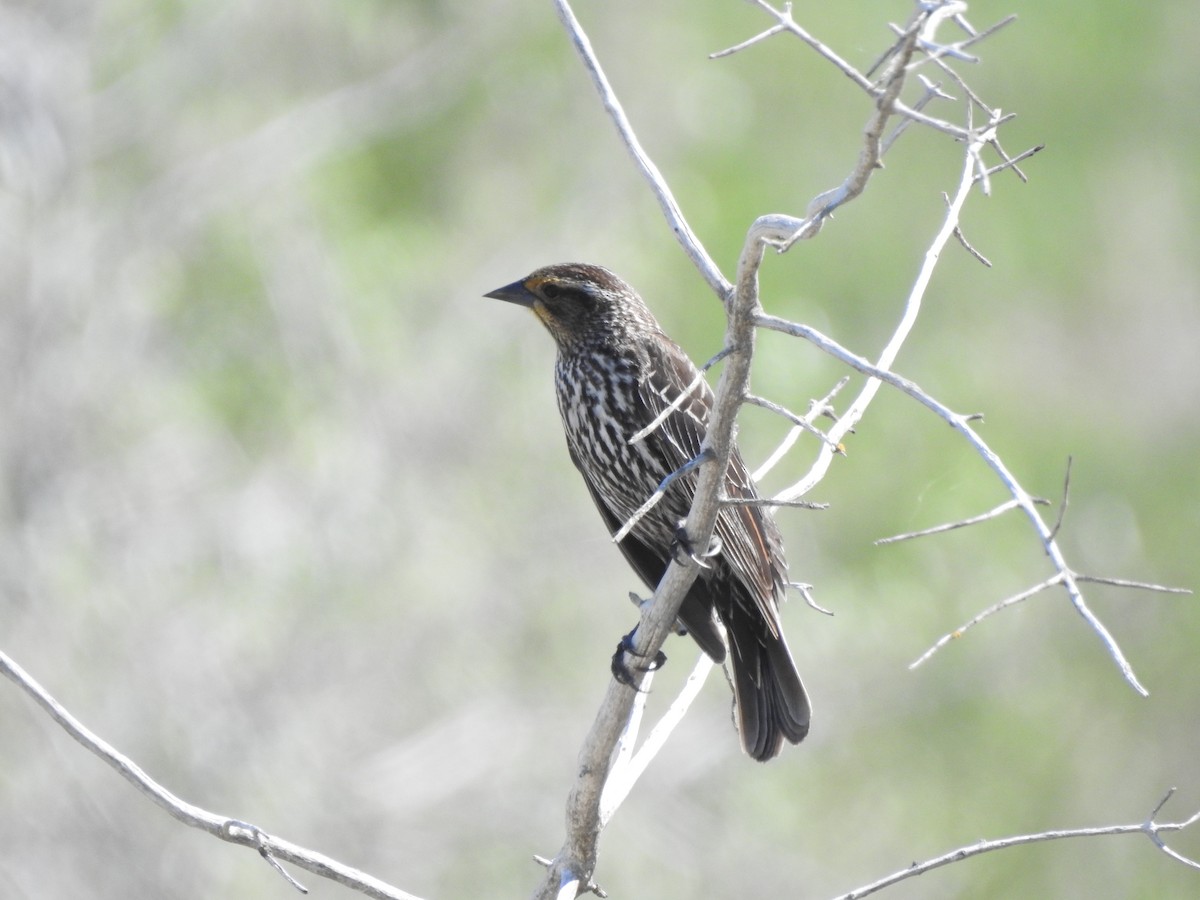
672,520,722,569
611,627,667,690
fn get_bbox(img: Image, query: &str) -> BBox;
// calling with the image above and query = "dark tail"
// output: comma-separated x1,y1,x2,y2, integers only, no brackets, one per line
726,610,810,762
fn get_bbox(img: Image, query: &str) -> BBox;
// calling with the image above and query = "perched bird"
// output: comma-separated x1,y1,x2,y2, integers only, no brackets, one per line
485,263,810,761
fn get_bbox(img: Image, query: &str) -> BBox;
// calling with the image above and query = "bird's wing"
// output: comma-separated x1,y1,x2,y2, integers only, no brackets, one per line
638,335,788,635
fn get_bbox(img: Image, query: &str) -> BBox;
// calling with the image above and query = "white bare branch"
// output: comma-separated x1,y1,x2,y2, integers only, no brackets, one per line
831,787,1200,899
875,497,1051,544
0,651,424,900
551,0,729,298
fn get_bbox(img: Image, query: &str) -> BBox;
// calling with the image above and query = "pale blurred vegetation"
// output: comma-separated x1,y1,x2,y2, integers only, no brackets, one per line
1,1,1197,898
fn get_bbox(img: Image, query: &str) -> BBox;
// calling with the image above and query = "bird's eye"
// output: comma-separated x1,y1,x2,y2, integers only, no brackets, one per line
541,283,563,301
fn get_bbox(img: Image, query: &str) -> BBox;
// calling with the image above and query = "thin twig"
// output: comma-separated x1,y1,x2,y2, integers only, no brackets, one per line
722,496,829,510
953,223,993,266
753,377,850,482
874,497,1049,545
832,787,1200,899
977,142,1044,183
791,582,835,616
772,117,991,504
1048,455,1073,541
779,9,929,247
1076,575,1192,595
910,576,1062,669
551,0,729,297
744,393,839,449
747,0,875,92
709,23,787,59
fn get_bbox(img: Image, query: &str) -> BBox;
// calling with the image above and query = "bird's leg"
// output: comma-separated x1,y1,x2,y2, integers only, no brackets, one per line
672,520,723,569
611,626,667,689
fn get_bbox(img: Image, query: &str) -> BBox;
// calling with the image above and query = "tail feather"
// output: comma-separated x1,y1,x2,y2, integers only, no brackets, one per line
726,611,810,762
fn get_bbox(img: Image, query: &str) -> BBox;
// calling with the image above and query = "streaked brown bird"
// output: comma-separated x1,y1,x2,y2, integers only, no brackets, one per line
486,263,809,761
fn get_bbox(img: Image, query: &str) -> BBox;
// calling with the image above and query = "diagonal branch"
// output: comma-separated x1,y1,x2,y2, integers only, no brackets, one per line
551,0,729,298
0,651,423,900
755,304,1153,695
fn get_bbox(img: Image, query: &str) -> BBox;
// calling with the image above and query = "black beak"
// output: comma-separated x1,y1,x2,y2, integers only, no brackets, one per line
484,279,536,307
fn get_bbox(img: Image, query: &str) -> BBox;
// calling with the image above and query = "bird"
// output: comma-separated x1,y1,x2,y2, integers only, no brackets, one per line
485,262,810,761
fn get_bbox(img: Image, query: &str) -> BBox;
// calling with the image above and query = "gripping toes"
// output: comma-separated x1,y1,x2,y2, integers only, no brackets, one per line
611,627,667,689
672,520,723,569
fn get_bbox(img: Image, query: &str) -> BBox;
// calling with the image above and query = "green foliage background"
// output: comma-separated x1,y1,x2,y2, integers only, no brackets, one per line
2,1,1197,898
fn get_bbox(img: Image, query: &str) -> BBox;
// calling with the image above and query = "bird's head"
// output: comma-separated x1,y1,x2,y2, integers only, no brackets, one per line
485,263,655,351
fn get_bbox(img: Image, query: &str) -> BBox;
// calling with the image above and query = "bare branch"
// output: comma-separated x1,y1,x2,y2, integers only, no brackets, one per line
770,117,990,504
744,393,839,450
977,141,1045,184
551,0,729,297
0,651,423,900
1076,575,1193,595
599,653,714,825
779,9,928,247
753,376,850,482
880,74,954,156
910,575,1062,669
759,305,1152,693
709,23,787,59
952,223,993,266
745,1,875,91
874,497,1049,545
1048,455,1073,541
832,787,1200,899
722,496,829,510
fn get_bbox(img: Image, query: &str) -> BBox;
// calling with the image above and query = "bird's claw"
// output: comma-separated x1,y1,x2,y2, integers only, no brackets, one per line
672,521,722,569
611,627,667,690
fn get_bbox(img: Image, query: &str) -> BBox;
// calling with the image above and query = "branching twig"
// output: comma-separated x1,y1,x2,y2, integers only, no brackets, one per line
744,393,839,450
910,570,1191,670
753,376,850,482
0,651,423,900
832,787,1200,899
771,115,993,504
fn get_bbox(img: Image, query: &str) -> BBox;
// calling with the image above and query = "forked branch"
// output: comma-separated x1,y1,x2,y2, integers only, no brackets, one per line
832,788,1200,899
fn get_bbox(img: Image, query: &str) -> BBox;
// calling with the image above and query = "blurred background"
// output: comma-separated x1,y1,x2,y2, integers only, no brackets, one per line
1,1,1197,897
